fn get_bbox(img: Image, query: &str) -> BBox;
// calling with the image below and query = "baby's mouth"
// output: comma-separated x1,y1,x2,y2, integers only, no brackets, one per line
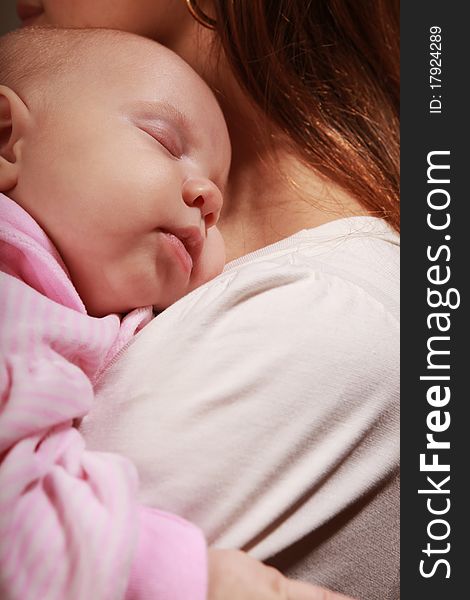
161,227,204,272
169,227,204,267
16,1,44,25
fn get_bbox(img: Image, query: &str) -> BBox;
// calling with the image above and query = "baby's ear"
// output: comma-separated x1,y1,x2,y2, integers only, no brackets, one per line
0,85,30,192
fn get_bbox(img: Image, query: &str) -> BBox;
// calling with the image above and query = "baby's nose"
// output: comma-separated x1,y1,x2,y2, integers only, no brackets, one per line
182,178,223,229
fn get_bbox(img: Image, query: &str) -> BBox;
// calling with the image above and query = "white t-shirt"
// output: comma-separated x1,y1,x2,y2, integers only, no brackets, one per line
80,216,399,599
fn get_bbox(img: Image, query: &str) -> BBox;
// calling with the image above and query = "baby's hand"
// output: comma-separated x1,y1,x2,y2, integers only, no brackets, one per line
208,548,355,600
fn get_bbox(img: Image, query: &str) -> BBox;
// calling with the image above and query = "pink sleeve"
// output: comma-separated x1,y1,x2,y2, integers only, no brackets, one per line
0,269,207,600
127,507,207,600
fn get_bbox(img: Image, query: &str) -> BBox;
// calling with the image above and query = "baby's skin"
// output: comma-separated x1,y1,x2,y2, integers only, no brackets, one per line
0,27,230,317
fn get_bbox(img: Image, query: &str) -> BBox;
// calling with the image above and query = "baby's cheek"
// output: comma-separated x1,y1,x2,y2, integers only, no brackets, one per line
207,228,226,276
192,228,226,289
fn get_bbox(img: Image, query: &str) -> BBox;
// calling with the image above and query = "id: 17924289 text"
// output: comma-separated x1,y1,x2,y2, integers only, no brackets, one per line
429,26,443,114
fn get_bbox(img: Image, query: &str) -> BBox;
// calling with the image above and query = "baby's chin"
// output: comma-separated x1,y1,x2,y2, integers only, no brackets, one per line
154,265,224,312
85,275,216,316
152,254,225,312
82,287,155,318
83,232,225,315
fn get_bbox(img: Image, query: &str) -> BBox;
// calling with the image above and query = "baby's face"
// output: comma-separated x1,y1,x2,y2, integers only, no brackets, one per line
12,37,230,316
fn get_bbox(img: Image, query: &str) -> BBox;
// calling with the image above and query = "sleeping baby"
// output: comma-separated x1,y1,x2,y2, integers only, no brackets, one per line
0,24,307,600
0,25,234,600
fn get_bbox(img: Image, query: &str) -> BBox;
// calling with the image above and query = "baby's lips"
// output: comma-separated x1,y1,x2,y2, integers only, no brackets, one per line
170,226,204,266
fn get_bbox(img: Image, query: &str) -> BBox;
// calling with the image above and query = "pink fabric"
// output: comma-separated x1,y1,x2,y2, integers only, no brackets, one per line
0,193,207,600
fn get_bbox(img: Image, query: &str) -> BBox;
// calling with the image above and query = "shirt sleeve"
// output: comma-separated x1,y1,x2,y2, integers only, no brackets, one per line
80,259,399,561
0,272,207,600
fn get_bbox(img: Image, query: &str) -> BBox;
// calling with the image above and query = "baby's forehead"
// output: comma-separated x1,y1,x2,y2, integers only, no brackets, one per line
109,45,230,178
0,26,230,179
0,28,121,101
0,28,173,95
0,26,220,106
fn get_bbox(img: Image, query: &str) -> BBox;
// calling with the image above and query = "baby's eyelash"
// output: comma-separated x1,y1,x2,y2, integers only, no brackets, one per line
139,126,183,159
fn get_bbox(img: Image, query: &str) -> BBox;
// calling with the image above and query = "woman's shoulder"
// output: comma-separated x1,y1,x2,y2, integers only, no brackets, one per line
222,215,399,319
89,219,399,539
127,217,399,388
166,216,399,326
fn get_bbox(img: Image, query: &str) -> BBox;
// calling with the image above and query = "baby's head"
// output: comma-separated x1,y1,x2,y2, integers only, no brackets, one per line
0,27,231,316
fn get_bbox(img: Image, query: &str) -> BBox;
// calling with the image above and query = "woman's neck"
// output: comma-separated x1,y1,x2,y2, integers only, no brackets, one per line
218,123,368,262
168,28,369,262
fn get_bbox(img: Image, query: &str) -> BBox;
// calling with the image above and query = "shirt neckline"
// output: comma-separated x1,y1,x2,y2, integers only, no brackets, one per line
224,216,399,272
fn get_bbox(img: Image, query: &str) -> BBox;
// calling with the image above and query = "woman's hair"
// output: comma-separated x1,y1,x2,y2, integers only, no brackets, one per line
211,0,400,231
